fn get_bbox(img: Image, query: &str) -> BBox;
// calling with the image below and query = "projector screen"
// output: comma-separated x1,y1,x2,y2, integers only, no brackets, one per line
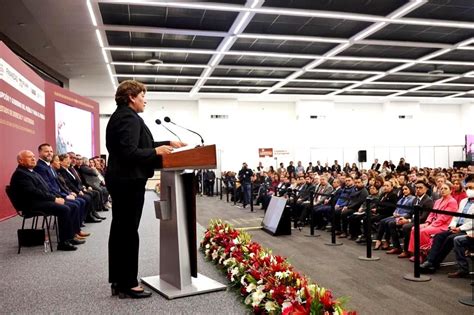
55,101,93,157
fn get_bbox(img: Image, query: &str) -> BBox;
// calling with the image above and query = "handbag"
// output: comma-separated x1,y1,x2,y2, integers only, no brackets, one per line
17,229,45,247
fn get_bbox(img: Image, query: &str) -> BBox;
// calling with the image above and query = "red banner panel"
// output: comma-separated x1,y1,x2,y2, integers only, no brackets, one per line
0,41,46,220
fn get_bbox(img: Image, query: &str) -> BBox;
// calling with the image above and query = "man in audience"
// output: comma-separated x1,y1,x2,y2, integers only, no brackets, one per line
287,161,296,179
449,234,474,278
314,161,323,174
396,157,410,173
332,160,342,173
338,177,369,238
420,180,474,274
67,152,104,221
397,180,434,258
78,157,110,209
333,176,355,234
9,150,79,250
238,162,253,208
34,144,89,239
371,159,381,172
312,178,342,230
57,154,104,222
298,175,333,226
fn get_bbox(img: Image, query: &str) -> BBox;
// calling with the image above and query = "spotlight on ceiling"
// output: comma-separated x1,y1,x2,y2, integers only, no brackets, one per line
145,53,163,66
428,65,444,75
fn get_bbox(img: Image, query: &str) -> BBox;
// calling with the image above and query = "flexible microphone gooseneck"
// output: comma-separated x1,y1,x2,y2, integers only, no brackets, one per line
155,119,182,142
163,116,204,145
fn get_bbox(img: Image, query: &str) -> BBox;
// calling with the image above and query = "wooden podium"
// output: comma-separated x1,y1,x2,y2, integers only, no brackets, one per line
141,145,227,299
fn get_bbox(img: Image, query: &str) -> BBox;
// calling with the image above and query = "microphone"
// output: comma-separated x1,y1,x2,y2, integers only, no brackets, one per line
164,116,204,145
155,119,182,142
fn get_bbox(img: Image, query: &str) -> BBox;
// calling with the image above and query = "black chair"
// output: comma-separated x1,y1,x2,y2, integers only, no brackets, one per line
5,185,57,253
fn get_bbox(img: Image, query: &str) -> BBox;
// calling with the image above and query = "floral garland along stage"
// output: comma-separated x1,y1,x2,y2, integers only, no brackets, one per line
200,220,356,315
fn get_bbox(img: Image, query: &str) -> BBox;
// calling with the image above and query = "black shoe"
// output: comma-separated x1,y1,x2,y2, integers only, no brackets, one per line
92,212,106,220
118,288,152,299
70,238,86,245
57,241,78,251
85,215,101,223
111,283,119,296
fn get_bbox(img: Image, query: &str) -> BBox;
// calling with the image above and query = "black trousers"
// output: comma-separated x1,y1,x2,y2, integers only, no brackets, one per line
30,201,74,243
426,230,466,266
107,178,147,289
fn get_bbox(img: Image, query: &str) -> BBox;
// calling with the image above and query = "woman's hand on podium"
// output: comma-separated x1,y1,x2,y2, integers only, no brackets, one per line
170,141,187,148
155,145,174,155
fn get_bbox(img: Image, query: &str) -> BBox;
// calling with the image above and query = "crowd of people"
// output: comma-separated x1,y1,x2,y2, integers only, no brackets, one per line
8,144,111,251
221,158,474,278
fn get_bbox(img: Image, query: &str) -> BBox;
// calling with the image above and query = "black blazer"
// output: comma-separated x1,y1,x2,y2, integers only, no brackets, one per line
105,105,169,180
57,167,82,194
9,166,57,212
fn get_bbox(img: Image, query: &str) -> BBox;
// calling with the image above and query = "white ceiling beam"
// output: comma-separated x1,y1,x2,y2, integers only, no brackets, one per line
101,24,228,37
111,62,209,68
190,0,263,95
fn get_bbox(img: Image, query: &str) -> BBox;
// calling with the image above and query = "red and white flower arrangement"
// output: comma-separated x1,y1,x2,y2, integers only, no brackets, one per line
201,220,356,315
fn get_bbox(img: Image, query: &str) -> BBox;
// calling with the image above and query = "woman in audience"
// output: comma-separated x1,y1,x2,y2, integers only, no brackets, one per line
407,183,458,261
343,162,351,173
451,179,467,206
374,185,415,250
374,176,384,195
380,161,392,176
351,163,359,173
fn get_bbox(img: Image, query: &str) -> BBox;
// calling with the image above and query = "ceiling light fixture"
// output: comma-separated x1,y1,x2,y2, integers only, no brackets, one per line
95,29,104,48
237,33,346,44
86,0,97,27
144,52,163,66
389,0,425,19
102,49,109,64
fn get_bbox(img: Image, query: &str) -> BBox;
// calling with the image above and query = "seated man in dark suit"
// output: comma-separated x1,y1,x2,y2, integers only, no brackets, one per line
9,150,80,251
34,144,89,227
54,154,104,222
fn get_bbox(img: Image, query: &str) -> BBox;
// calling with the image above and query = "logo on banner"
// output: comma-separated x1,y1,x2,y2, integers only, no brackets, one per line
0,58,45,107
258,148,273,157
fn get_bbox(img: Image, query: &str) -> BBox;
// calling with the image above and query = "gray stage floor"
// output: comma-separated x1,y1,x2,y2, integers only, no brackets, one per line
0,192,472,314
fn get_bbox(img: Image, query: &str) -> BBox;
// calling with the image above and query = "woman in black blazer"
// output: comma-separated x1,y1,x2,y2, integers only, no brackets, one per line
106,80,185,299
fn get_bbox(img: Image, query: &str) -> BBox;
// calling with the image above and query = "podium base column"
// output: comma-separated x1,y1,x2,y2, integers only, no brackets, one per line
141,273,227,300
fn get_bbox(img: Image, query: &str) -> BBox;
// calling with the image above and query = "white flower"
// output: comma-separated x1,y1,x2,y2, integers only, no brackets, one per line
250,288,266,306
205,244,210,249
265,301,278,312
246,283,256,293
275,270,290,279
244,294,253,305
211,250,218,260
230,267,239,281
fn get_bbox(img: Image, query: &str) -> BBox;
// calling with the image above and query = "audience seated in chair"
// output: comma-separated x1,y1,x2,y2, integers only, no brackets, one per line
420,180,474,274
9,150,82,251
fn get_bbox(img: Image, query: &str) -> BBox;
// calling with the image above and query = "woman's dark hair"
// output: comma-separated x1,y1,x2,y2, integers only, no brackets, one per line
115,80,147,106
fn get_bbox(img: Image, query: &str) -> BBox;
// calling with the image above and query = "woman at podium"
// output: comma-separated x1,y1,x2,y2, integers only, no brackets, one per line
105,80,185,299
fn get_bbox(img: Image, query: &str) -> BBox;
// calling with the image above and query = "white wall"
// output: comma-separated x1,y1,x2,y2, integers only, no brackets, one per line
92,95,474,172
